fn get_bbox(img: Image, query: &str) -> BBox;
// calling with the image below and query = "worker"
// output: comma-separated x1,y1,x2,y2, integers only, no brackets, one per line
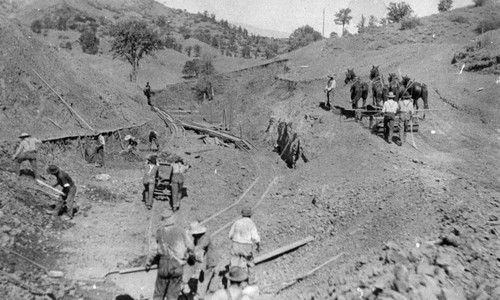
144,82,152,105
124,134,138,153
11,132,41,180
149,130,160,151
45,165,77,220
206,266,260,300
397,92,415,147
228,208,260,285
97,133,105,167
324,74,336,110
142,155,159,210
146,213,194,300
170,158,190,211
187,221,216,299
381,92,398,144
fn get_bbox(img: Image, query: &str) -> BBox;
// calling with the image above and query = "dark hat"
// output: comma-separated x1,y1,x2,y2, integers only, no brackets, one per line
225,266,248,282
402,92,411,99
47,165,59,174
387,92,395,99
241,207,252,217
19,132,31,138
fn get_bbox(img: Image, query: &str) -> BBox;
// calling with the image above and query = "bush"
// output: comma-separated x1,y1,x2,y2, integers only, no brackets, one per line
473,0,487,6
30,20,43,34
449,15,469,23
400,16,422,30
79,30,100,54
387,2,413,23
475,18,500,34
438,0,453,12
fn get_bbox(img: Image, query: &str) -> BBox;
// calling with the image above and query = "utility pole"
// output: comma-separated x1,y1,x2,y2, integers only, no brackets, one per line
322,8,325,37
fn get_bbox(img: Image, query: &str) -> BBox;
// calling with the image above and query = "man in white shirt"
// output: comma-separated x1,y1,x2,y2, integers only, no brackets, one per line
12,132,41,179
397,92,415,146
324,74,337,110
228,207,260,284
381,92,399,144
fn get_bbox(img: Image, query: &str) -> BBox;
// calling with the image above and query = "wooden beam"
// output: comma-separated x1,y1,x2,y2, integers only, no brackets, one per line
32,69,94,132
255,236,314,265
36,179,65,196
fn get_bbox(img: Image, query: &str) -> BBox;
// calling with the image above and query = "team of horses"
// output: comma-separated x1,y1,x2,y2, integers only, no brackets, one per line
344,66,429,122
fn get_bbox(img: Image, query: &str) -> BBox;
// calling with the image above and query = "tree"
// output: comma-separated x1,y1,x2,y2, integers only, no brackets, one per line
438,0,453,12
31,20,43,34
195,55,216,101
242,45,251,58
386,2,413,23
110,20,160,82
334,8,353,35
357,15,366,33
185,46,192,57
288,25,323,51
79,30,100,55
368,15,378,27
182,59,200,77
193,44,201,57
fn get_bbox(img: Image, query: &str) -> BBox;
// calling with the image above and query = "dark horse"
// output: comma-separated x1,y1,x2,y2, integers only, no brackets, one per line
344,68,369,122
402,75,429,110
388,73,405,101
369,65,388,107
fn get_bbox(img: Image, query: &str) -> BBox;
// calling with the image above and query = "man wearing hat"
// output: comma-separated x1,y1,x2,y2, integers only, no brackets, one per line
187,221,216,298
206,266,260,300
170,158,190,211
397,92,415,146
381,92,399,144
142,155,159,210
324,74,337,110
146,213,194,300
149,130,160,151
12,133,41,180
144,82,152,106
124,135,138,153
46,165,77,220
228,207,261,284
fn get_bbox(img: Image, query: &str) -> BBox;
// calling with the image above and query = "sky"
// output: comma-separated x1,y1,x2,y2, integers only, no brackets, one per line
157,0,474,37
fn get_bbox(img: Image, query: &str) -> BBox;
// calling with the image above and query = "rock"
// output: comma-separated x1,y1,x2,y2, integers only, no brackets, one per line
435,253,453,268
393,264,410,293
95,174,111,181
415,286,439,300
439,288,466,300
417,263,435,276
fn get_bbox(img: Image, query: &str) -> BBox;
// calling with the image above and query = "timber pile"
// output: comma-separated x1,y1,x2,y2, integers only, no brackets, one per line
181,120,255,152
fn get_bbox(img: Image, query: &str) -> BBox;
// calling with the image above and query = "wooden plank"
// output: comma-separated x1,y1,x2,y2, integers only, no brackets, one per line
254,236,314,265
36,179,65,195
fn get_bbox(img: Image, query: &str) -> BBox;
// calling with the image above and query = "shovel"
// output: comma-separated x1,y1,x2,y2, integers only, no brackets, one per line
2,248,65,278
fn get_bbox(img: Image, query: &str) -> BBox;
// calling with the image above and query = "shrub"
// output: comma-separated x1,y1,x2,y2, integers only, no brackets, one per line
60,41,72,50
79,30,100,54
387,2,413,23
449,15,469,23
30,20,43,34
400,15,422,30
473,0,487,6
438,0,453,12
475,18,500,34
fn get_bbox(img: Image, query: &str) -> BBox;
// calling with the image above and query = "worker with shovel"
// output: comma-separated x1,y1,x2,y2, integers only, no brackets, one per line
170,158,190,211
142,155,159,210
228,208,261,285
45,165,77,220
146,213,194,300
12,132,41,180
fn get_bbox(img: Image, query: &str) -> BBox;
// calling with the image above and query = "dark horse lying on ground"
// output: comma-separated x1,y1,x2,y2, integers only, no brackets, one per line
402,75,429,110
344,68,369,122
388,73,405,101
369,65,388,107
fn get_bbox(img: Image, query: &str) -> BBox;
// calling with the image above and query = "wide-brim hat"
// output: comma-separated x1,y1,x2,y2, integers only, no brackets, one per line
189,221,207,235
161,211,176,226
124,135,132,141
402,92,411,99
225,266,248,282
241,207,252,217
47,165,59,174
19,132,31,138
387,92,396,99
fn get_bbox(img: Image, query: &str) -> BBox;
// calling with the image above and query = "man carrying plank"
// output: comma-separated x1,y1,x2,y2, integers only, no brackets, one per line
45,165,77,220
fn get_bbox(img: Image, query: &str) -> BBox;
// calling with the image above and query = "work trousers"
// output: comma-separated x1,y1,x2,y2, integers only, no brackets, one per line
154,256,184,300
384,113,396,143
326,91,334,109
143,183,155,208
170,173,184,210
15,151,38,179
230,242,256,284
54,185,77,218
149,138,160,151
399,114,410,143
